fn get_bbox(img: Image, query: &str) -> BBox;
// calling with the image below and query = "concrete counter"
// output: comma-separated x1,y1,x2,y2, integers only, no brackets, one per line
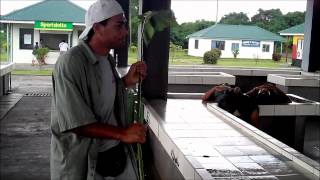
0,63,14,96
144,98,319,180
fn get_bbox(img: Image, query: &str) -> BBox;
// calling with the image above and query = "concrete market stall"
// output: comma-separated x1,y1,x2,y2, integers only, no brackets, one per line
0,0,86,64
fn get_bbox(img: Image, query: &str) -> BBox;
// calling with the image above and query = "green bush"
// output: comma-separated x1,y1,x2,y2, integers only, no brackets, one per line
203,48,221,64
183,49,188,54
129,45,137,53
169,42,182,52
35,47,49,65
272,53,282,62
1,42,7,51
232,49,239,58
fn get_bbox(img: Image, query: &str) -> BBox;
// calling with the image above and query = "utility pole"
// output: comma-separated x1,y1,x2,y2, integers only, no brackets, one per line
216,0,219,24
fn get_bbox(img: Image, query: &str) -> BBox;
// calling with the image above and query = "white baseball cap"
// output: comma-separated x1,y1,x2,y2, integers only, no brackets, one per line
79,0,124,40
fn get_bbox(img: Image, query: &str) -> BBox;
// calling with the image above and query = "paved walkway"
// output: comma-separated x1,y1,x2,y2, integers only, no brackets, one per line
0,75,52,180
0,96,51,180
14,63,54,71
0,94,23,119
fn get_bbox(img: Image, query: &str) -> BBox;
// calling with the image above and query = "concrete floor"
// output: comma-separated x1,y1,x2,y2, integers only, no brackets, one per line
0,96,51,180
0,75,52,180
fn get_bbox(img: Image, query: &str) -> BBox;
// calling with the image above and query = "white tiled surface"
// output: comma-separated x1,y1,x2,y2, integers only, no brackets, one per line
273,104,296,116
0,63,15,76
144,99,319,180
259,94,320,116
169,66,301,77
207,103,320,179
268,74,320,87
168,72,235,85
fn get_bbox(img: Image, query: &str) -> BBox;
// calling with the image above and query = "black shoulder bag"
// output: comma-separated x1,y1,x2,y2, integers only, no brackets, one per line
96,143,127,177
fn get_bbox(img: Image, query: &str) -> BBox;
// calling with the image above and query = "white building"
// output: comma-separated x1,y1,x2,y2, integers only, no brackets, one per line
0,0,86,64
188,24,284,59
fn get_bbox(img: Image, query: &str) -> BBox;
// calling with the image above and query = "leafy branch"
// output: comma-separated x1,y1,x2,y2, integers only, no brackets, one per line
135,9,176,180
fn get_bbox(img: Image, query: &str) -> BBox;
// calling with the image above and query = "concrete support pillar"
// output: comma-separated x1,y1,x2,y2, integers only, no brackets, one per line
141,0,171,99
302,0,320,72
114,0,129,67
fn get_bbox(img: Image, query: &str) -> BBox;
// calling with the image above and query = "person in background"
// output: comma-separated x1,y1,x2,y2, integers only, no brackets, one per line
203,83,292,128
39,39,45,48
31,42,39,65
51,0,147,179
58,40,69,55
202,84,259,127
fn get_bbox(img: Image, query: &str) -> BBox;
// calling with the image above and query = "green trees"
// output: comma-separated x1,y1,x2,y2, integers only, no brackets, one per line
283,11,305,27
171,20,215,48
220,12,250,25
129,0,139,46
219,9,305,34
251,9,304,33
0,24,7,51
129,7,305,49
251,9,286,33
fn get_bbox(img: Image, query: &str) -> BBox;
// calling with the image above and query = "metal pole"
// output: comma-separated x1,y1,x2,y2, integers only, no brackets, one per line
216,0,219,24
285,36,289,63
137,0,143,60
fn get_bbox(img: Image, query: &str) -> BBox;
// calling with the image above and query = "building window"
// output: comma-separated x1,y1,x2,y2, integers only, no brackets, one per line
262,44,270,52
231,43,239,51
40,33,68,50
297,39,304,50
19,28,34,49
195,40,199,49
211,40,225,50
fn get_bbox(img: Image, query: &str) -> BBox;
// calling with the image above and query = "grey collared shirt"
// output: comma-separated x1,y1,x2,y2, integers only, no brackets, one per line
50,41,134,180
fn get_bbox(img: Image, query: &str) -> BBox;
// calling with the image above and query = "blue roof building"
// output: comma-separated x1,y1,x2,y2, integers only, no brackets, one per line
1,0,87,64
187,24,284,59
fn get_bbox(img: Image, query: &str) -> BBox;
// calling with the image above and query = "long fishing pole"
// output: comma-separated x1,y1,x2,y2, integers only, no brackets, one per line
135,13,147,180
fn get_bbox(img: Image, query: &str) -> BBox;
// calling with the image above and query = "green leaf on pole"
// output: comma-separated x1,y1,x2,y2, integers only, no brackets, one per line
141,10,177,45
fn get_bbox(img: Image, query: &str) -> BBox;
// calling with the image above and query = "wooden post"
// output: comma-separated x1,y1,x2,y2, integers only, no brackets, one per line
141,0,170,99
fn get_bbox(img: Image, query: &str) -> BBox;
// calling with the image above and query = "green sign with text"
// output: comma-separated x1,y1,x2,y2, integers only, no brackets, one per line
34,21,73,31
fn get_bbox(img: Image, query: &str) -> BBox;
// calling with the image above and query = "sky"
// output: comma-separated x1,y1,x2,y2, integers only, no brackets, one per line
0,0,307,24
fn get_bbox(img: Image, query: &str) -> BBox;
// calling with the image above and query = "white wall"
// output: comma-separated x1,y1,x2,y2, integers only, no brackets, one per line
12,24,34,64
188,38,212,57
12,23,84,64
72,25,84,46
188,38,275,59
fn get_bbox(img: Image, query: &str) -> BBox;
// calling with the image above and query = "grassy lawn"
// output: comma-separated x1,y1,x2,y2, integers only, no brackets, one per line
12,69,53,76
129,50,291,68
0,50,7,62
7,49,292,76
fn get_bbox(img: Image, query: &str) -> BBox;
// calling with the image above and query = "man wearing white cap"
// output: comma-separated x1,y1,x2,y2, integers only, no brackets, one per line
50,0,147,179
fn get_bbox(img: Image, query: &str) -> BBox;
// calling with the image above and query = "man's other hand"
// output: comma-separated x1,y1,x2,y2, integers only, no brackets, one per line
123,61,147,87
120,122,147,144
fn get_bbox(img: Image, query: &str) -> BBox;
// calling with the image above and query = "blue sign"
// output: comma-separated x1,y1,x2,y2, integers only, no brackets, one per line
242,40,260,47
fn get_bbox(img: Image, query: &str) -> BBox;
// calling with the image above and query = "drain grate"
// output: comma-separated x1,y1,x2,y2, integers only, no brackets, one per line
24,92,52,97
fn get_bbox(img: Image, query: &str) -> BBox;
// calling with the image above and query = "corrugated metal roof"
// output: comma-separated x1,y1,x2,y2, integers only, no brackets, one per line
279,23,304,35
1,0,86,23
188,24,285,42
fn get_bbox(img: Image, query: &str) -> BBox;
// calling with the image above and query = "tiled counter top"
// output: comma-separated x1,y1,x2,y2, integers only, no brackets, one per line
169,66,301,77
144,99,319,180
268,74,320,87
259,94,320,116
168,72,235,85
0,63,14,76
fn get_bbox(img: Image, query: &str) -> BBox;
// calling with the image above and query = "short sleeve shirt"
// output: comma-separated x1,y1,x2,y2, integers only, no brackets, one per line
59,42,69,52
50,40,128,180
94,55,119,152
